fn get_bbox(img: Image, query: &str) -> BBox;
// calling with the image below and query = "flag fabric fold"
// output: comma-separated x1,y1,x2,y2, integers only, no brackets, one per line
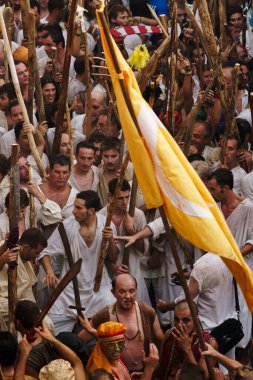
96,3,253,310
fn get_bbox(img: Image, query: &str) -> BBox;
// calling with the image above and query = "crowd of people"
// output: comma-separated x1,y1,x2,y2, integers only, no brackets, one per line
0,0,253,379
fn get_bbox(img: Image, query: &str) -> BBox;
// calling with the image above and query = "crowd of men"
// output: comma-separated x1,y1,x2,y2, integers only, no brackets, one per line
0,0,253,379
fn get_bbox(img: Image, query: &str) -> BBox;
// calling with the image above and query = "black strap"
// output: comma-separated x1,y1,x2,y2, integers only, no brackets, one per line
233,278,240,314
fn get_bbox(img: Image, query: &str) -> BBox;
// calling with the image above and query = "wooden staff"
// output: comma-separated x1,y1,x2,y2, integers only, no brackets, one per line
122,172,138,266
168,5,178,136
96,10,215,378
94,152,130,292
66,102,74,167
52,0,78,155
104,80,120,124
8,144,20,335
0,12,46,178
3,7,13,83
27,11,36,123
83,32,92,138
28,164,35,228
219,0,228,50
50,47,58,81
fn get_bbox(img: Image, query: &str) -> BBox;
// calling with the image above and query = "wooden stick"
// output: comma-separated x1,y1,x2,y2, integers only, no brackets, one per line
28,164,35,228
94,152,130,292
8,144,20,335
96,11,215,378
27,11,36,123
52,0,78,155
218,0,228,50
83,32,92,138
50,47,57,81
0,12,46,178
3,7,13,83
66,102,74,167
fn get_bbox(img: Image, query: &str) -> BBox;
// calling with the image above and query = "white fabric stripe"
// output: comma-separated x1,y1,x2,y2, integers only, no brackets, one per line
137,102,214,218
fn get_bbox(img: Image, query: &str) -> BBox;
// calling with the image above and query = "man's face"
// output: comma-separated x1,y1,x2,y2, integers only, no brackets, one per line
113,11,129,26
90,96,105,122
93,142,102,166
202,70,212,88
101,340,125,363
76,147,95,173
10,105,23,124
225,139,239,166
222,67,233,91
44,35,57,56
176,8,187,26
17,128,30,155
102,149,119,172
59,134,70,156
49,164,70,188
74,94,85,115
113,276,137,310
32,6,40,26
18,157,29,182
16,63,29,87
191,124,208,151
97,114,108,135
36,30,47,47
240,64,249,88
21,243,44,261
193,48,205,66
72,198,91,222
208,178,225,202
174,307,194,336
229,12,243,29
0,94,9,111
113,190,130,213
42,83,56,104
39,0,49,9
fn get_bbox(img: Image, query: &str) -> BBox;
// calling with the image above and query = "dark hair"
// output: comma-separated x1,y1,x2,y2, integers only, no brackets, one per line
44,23,65,48
0,153,10,177
48,0,65,13
179,362,205,380
101,137,120,153
19,227,47,249
188,154,205,163
228,6,243,21
30,0,40,12
50,154,71,170
236,118,251,145
15,300,40,330
112,274,137,291
88,133,105,145
175,299,198,315
108,178,130,195
8,98,20,114
76,190,101,211
5,188,29,209
90,369,114,380
40,76,59,102
208,168,234,190
74,56,85,75
108,4,129,23
76,141,96,156
98,108,121,131
227,133,242,149
0,82,16,100
0,331,18,367
194,121,212,138
14,121,24,140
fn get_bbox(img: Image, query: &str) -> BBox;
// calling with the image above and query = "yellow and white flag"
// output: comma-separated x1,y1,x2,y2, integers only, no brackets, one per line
96,3,253,310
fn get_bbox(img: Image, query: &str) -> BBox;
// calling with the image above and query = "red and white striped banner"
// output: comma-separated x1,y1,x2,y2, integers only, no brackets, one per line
110,25,162,38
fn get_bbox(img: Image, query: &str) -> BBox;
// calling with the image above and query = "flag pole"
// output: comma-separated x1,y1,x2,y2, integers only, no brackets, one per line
97,8,216,379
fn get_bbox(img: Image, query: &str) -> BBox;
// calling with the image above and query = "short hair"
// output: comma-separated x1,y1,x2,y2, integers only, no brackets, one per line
108,4,129,23
112,274,137,291
188,154,205,163
19,228,47,249
0,82,16,100
90,369,114,380
101,137,120,153
5,188,29,209
179,362,205,380
191,160,210,181
14,120,24,140
88,133,105,145
194,121,212,138
227,133,242,149
30,0,40,12
0,153,10,177
76,141,96,156
108,178,131,195
98,108,121,131
208,168,234,190
76,190,101,211
44,23,65,48
48,0,65,13
50,154,71,170
236,118,251,144
228,6,243,21
0,331,18,367
74,56,85,75
8,98,20,114
15,300,40,330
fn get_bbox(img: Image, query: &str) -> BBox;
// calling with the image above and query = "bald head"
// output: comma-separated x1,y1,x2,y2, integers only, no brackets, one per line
112,274,137,291
90,91,106,122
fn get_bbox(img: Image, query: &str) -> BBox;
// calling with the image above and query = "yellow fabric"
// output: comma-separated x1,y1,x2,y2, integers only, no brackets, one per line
128,45,150,71
96,2,253,311
13,46,28,66
86,322,127,375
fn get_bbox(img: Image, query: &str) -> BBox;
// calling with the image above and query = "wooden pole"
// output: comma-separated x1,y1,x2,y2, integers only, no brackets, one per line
83,32,92,138
66,102,74,167
52,0,78,156
94,152,130,292
27,11,36,123
3,7,13,83
28,164,35,228
168,6,178,136
97,10,215,378
8,144,20,335
0,11,46,178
